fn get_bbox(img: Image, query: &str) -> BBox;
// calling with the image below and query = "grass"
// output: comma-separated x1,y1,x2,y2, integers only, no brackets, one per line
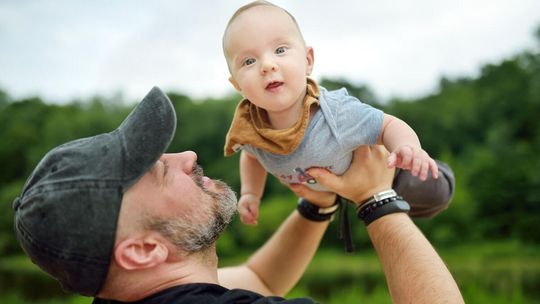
1,240,539,303
289,241,540,303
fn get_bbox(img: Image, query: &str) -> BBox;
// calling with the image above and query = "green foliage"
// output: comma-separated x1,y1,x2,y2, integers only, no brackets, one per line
0,89,10,110
0,97,50,185
319,77,380,106
2,45,540,256
0,256,88,302
218,194,295,253
3,242,538,303
167,93,241,190
0,180,24,255
288,242,540,303
383,48,540,243
1,27,540,302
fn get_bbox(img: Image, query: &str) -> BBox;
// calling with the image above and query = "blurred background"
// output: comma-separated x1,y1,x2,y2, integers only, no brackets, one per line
1,1,539,303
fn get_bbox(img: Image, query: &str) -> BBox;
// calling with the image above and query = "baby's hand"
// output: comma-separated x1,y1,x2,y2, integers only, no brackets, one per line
238,193,261,226
387,145,439,181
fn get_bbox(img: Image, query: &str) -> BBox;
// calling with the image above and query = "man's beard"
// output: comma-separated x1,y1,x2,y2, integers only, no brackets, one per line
146,165,237,253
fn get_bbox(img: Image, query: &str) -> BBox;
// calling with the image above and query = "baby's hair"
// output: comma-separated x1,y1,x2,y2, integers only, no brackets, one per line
222,0,306,58
225,1,301,33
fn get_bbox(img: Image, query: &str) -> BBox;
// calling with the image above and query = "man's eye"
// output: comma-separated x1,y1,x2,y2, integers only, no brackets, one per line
244,58,256,66
275,47,286,54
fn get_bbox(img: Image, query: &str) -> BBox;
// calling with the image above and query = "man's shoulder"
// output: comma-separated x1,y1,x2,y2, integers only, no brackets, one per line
220,288,316,304
93,283,316,304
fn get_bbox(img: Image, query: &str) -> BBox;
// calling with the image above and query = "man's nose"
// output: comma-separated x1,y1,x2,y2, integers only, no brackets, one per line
168,151,198,174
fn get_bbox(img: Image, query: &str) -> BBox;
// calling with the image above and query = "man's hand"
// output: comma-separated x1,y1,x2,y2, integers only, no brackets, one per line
306,146,395,206
287,183,336,208
238,193,261,225
387,145,439,181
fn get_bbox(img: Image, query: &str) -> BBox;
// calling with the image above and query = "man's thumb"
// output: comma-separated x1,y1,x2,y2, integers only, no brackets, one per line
308,168,341,192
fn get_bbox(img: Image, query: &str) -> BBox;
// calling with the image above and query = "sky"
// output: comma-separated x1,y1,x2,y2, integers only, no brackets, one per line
1,0,539,104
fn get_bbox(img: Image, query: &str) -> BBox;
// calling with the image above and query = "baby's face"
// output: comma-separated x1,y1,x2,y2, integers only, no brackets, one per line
223,5,314,115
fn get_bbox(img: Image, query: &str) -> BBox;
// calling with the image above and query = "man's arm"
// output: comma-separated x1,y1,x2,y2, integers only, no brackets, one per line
367,213,464,303
308,146,464,303
220,146,464,302
218,211,330,296
219,174,336,296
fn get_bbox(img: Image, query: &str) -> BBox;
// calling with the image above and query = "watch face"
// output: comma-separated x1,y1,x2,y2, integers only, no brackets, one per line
396,200,411,212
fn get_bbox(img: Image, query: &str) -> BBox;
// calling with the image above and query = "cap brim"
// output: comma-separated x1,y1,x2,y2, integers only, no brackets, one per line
117,86,177,189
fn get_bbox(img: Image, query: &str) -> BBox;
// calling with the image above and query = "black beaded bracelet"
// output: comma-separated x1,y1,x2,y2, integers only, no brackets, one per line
357,192,410,226
297,198,340,222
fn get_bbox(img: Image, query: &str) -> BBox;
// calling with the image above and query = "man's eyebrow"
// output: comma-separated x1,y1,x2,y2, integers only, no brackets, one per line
148,163,161,185
163,160,169,178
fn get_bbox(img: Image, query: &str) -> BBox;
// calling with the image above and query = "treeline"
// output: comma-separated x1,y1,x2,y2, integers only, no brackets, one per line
1,38,539,258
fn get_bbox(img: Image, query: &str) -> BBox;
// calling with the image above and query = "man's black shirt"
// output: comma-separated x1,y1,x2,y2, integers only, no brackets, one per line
92,283,316,304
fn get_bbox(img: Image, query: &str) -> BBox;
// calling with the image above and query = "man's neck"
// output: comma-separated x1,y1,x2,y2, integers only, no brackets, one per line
99,249,219,301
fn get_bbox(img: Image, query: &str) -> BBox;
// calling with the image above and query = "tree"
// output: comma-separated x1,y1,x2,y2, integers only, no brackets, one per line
319,78,380,106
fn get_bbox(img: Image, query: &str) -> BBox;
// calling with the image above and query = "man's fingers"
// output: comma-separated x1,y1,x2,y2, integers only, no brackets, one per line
288,182,336,207
307,168,343,194
288,183,306,197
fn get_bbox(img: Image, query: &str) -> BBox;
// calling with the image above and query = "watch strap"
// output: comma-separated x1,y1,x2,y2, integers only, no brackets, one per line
297,198,339,222
357,191,410,226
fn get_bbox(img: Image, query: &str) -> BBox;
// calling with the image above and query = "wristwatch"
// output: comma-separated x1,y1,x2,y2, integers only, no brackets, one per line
297,197,356,253
356,189,410,226
297,198,340,222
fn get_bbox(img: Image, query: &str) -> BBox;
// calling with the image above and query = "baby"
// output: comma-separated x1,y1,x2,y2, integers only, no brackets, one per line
223,1,454,225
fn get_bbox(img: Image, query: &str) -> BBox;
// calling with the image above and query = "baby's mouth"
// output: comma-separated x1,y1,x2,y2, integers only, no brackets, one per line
266,81,283,90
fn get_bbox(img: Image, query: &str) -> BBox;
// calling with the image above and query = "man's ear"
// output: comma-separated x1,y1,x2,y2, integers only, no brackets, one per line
229,76,242,92
305,46,315,76
113,233,169,270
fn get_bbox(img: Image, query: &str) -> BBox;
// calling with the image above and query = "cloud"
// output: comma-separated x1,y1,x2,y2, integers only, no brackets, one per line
0,0,538,103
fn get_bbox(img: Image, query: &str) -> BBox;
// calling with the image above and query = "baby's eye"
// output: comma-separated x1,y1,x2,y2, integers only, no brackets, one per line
244,58,256,66
275,47,286,54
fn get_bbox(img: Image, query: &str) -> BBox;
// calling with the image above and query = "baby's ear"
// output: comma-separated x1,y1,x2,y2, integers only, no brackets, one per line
305,46,315,75
229,76,242,92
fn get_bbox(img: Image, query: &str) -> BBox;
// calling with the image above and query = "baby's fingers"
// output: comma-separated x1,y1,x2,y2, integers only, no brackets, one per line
411,156,422,177
429,158,439,179
387,152,398,168
400,151,414,170
238,205,258,225
248,203,260,222
243,214,258,226
418,160,429,181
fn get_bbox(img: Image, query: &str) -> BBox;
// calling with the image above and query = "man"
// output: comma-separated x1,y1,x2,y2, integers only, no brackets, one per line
13,87,463,303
